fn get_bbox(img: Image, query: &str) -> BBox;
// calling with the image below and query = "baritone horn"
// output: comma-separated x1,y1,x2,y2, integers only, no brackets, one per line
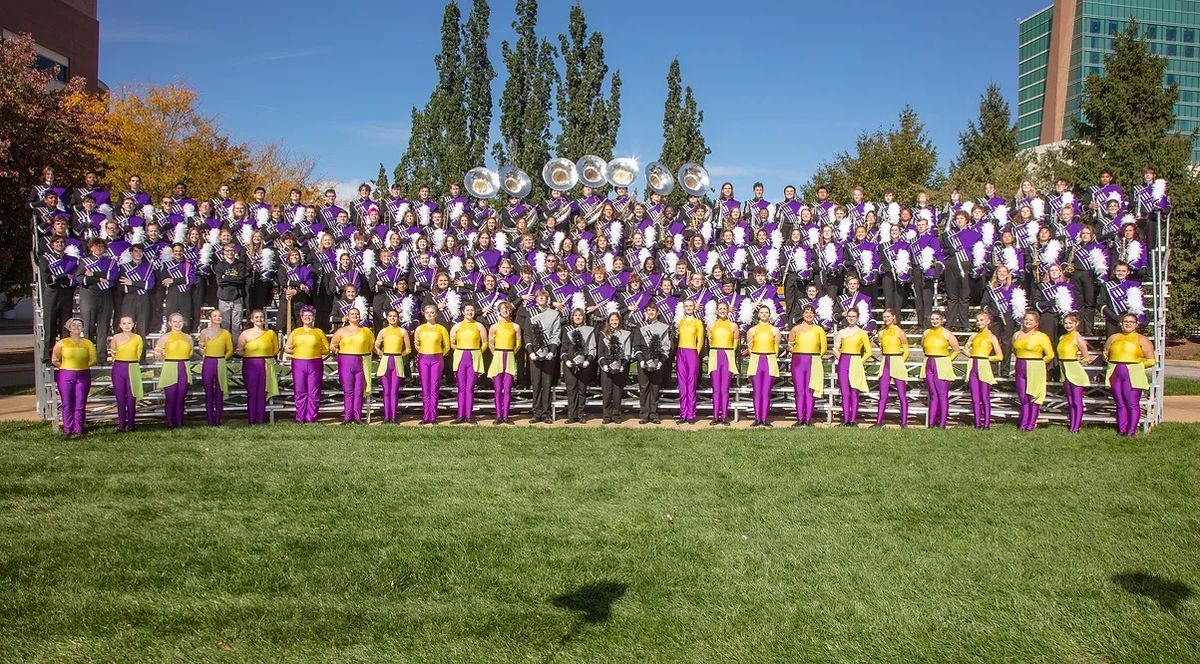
644,161,674,196
678,163,711,197
499,165,532,199
576,155,608,188
606,157,639,188
542,158,578,192
464,167,501,199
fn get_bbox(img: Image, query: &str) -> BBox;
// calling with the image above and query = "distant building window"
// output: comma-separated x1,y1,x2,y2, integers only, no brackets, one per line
1091,19,1102,34
1109,21,1120,36
1185,29,1196,43
1147,25,1158,39
1186,46,1196,59
1167,43,1178,57
1166,27,1177,42
1,30,69,86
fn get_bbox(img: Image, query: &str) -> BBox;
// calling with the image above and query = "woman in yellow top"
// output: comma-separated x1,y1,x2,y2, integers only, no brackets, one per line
196,308,232,426
920,311,961,429
108,315,143,432
788,304,827,427
373,308,412,424
487,300,522,425
450,302,488,424
330,305,375,425
284,305,329,423
51,317,96,436
237,309,280,425
707,301,739,426
832,307,872,426
745,304,781,427
414,303,452,424
965,310,1004,430
675,298,705,424
1058,312,1092,433
1104,312,1156,436
1012,311,1055,431
874,308,910,428
155,312,195,429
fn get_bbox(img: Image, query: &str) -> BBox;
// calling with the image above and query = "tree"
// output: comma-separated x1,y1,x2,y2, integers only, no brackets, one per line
948,83,1023,194
803,107,942,204
463,0,495,167
657,59,710,205
493,0,557,199
0,34,110,305
554,1,621,160
372,163,390,199
395,107,435,195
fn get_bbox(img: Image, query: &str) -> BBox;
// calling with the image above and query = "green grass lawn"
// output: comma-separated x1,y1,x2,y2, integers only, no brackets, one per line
1165,376,1200,395
1,422,1198,662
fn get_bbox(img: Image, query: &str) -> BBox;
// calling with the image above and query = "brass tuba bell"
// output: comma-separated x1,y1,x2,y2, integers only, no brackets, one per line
464,167,501,199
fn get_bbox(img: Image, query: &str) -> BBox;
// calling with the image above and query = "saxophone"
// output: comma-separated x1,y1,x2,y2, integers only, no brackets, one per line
1064,244,1077,274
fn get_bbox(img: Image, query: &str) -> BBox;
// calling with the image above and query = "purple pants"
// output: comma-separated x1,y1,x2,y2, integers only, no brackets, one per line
244,358,267,424
418,354,443,422
1015,359,1039,431
291,358,323,423
876,360,908,426
1110,364,1143,435
56,368,90,434
924,357,949,428
751,355,773,422
791,354,816,424
711,352,731,420
165,360,188,428
676,348,700,420
380,355,403,421
112,361,136,431
1064,381,1085,433
836,354,858,424
457,354,477,420
967,362,991,429
200,357,222,426
338,354,365,423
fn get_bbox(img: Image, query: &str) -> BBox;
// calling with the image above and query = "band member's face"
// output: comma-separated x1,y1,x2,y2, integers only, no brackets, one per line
424,306,437,321
89,242,105,256
817,188,827,201
121,199,135,214
754,273,765,285
1121,316,1137,331
884,310,895,325
169,315,184,331
758,307,770,322
463,305,475,320
1100,172,1112,184
889,226,900,241
977,314,989,330
436,274,449,289
500,303,513,318
916,219,928,234
418,187,430,199
803,308,814,323
646,307,658,321
717,303,728,317
1115,264,1129,279
1023,313,1037,329
571,310,584,325
172,246,183,261
387,310,398,325
250,310,265,326
129,176,141,190
683,300,695,316
784,187,795,200
338,255,351,270
791,229,802,243
972,207,985,221
846,311,858,325
855,226,867,240
985,183,996,195
847,279,858,293
996,266,1009,281
956,215,969,229
1049,265,1063,281
131,248,144,263
931,313,944,327
806,286,818,299
210,310,223,326
50,237,65,252
721,184,732,197
1063,317,1076,332
118,317,134,333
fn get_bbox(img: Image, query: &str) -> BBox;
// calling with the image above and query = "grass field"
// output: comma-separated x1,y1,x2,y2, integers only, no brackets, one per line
1165,376,1200,395
1,421,1198,662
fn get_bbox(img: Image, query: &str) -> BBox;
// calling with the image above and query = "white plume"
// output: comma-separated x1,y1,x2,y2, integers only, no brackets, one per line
734,226,746,246
1024,219,1039,246
674,301,685,325
1062,192,1075,207
856,299,870,325
361,249,376,272
980,220,995,247
448,201,464,222
495,232,508,253
535,251,547,275
878,220,892,243
1002,246,1019,272
130,226,145,247
400,297,414,326
417,205,432,227
765,247,780,276
918,209,932,223
172,221,187,245
806,227,819,247
770,228,783,248
578,238,590,260
199,244,214,267
1128,287,1145,315
864,202,876,214
701,221,713,244
994,205,1009,225
1152,178,1166,202
207,228,220,246
608,220,623,248
1011,287,1027,318
637,247,651,267
792,247,809,274
603,253,614,274
816,295,833,323
352,295,368,320
1125,240,1143,264
822,243,838,267
862,249,874,276
432,228,446,250
886,202,900,223
672,233,683,253
1054,285,1074,314
605,301,619,317
118,248,132,265
731,248,747,274
98,203,113,219
182,202,195,218
919,246,934,271
895,248,911,276
394,202,410,223
239,224,253,247
962,200,975,214
448,256,463,278
703,300,717,327
1089,246,1108,279
446,290,462,320
664,250,679,276
255,208,269,225
571,291,586,313
464,232,477,251
293,207,305,224
643,225,656,248
971,241,986,269
159,246,173,263
259,248,275,273
738,297,756,325
1031,198,1045,220
837,216,852,242
704,252,718,275
553,231,565,253
1042,239,1062,265
140,204,154,220
396,249,410,272
65,245,80,258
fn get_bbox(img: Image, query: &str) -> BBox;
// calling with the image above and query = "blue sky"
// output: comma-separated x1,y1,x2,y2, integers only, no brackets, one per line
98,0,1050,200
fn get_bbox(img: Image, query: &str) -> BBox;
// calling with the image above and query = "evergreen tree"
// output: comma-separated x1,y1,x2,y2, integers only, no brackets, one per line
395,107,435,194
373,163,390,199
555,1,621,159
658,59,682,166
493,0,557,199
463,0,494,167
949,83,1025,199
657,60,710,205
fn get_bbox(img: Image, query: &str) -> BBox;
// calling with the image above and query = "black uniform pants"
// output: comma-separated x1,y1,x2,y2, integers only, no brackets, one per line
79,288,113,357
638,366,665,419
564,365,592,420
600,369,626,418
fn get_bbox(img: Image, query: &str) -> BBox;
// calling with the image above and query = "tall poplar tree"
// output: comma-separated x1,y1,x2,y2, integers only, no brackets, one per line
493,0,557,199
949,83,1024,196
555,1,621,159
657,59,710,204
463,0,494,167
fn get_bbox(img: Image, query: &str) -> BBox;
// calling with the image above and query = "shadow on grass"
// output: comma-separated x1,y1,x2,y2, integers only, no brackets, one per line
1112,571,1194,611
552,581,627,624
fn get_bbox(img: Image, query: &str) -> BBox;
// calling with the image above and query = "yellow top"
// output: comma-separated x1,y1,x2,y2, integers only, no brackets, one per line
967,329,1001,360
454,322,484,350
290,327,329,360
243,329,279,358
416,323,451,355
338,327,375,355
678,316,705,350
1056,331,1083,363
202,329,232,359
838,329,872,358
748,323,778,354
378,326,410,355
1109,332,1155,367
878,325,909,360
921,328,956,359
491,320,519,352
790,325,827,355
709,319,738,350
1014,331,1055,361
112,335,143,362
163,331,193,361
59,337,96,370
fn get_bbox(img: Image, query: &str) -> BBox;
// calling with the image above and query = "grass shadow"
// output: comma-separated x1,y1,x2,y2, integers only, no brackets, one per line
551,580,627,624
1112,571,1194,611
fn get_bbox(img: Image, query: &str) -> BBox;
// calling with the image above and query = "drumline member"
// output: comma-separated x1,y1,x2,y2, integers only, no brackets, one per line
155,312,194,429
633,301,672,424
523,290,562,423
51,317,95,436
487,301,521,425
744,304,781,427
873,308,910,428
449,303,488,424
561,307,596,424
109,315,144,432
707,302,739,426
1057,312,1092,433
1012,311,1056,431
196,309,232,426
1104,313,1156,436
237,309,280,425
597,311,633,424
832,307,872,426
788,304,826,427
374,309,412,424
964,310,1003,430
675,299,705,424
285,305,329,424
330,305,374,425
920,312,961,429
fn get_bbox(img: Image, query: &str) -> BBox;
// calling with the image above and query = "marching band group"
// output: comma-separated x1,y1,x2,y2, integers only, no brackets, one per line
32,156,1162,436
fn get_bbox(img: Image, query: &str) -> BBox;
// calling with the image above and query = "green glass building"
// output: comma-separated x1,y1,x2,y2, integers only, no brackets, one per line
1018,0,1200,162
